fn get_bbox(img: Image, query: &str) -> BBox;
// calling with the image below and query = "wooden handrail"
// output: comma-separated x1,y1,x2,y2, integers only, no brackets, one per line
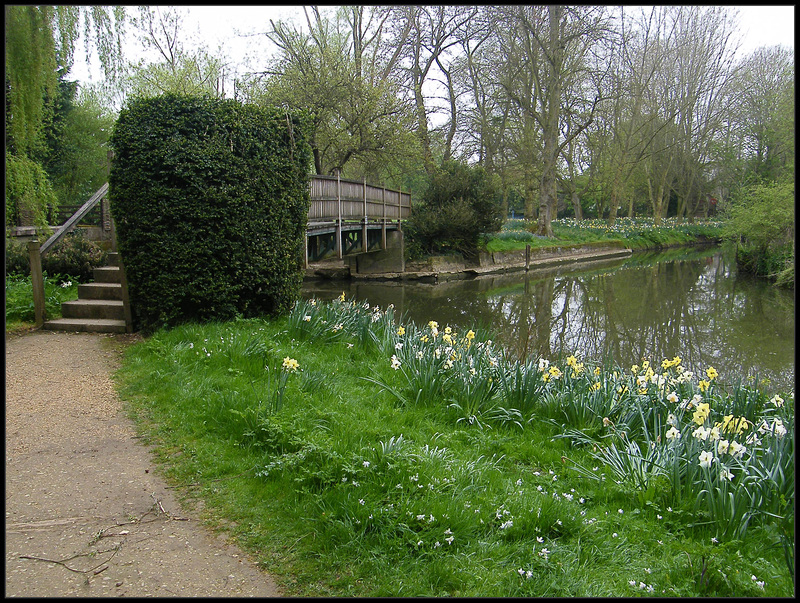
40,182,109,256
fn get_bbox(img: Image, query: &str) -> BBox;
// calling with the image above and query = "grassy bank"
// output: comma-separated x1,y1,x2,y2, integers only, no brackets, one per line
5,274,78,332
115,296,793,597
485,217,724,254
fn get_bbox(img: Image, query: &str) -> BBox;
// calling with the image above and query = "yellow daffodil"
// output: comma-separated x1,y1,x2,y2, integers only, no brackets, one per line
397,326,405,336
770,394,784,407
282,357,300,372
465,329,476,341
592,381,602,391
721,414,749,435
338,291,346,302
698,379,710,392
706,366,718,381
692,402,710,426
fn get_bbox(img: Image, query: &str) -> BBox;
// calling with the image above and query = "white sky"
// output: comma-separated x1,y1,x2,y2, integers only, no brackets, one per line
69,5,795,88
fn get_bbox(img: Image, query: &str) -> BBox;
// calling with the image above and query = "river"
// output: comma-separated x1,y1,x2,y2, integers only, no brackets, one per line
302,245,795,394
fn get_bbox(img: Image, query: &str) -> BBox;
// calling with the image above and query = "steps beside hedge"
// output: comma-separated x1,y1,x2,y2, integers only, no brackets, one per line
43,253,128,333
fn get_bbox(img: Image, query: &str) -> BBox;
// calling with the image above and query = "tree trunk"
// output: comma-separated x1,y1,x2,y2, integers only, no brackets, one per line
571,190,582,221
413,81,435,176
535,5,563,238
537,151,557,237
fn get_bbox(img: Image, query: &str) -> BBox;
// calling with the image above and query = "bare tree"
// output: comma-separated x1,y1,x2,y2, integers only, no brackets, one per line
387,5,478,175
500,6,611,236
667,6,739,222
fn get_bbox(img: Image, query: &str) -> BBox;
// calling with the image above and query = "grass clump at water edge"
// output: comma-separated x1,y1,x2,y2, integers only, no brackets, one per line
115,295,794,597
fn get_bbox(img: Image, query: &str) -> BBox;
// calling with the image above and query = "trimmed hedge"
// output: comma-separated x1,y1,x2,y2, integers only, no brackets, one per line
109,94,312,332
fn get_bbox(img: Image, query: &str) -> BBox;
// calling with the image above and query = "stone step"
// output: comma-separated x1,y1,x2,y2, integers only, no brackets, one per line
61,299,125,320
106,252,120,267
77,282,122,300
92,266,122,283
43,318,127,333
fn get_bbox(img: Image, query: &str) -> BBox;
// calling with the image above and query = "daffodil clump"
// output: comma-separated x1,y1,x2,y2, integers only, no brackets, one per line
289,296,793,548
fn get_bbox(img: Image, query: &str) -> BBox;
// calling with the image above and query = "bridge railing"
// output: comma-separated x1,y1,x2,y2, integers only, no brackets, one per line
308,175,411,223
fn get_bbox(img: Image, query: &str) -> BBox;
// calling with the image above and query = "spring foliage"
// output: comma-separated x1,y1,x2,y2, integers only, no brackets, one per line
406,160,504,260
109,94,313,332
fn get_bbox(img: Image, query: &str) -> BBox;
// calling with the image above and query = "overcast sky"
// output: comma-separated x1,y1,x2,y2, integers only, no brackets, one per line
69,5,795,87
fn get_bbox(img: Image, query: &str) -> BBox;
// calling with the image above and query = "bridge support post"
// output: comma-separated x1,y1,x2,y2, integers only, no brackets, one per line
362,177,368,253
336,171,343,259
381,186,387,249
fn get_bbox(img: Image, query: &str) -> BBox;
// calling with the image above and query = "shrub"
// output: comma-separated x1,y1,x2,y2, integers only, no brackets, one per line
407,160,503,260
5,231,108,282
723,181,794,285
109,94,313,332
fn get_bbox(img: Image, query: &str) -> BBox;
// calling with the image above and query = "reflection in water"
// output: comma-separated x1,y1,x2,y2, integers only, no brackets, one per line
303,246,795,392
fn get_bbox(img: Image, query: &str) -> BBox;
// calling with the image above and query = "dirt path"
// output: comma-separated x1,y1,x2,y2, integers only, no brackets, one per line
5,330,282,597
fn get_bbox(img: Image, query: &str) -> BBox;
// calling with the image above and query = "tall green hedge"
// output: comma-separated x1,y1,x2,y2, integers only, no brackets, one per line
109,94,312,332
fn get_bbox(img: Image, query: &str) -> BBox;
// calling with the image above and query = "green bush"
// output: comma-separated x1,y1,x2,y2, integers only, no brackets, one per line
109,94,313,333
723,181,794,284
407,160,504,260
5,232,108,282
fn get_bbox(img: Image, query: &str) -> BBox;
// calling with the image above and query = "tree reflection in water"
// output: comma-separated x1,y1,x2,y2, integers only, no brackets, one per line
303,246,794,393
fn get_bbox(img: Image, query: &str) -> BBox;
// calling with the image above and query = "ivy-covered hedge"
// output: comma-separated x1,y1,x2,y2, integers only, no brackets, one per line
109,94,312,332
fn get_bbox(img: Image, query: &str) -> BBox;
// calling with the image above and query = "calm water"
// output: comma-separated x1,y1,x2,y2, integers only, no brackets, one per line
302,246,795,393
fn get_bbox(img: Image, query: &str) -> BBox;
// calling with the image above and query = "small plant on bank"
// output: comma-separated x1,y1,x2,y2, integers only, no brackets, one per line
5,273,78,324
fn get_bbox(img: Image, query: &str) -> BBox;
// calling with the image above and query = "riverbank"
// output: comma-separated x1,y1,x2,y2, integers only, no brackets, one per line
307,241,634,282
112,294,794,597
306,237,722,283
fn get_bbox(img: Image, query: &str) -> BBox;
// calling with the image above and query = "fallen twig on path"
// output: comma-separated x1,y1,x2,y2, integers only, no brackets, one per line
19,544,121,575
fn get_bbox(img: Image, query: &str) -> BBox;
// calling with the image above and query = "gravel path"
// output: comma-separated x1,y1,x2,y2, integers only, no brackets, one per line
5,329,281,597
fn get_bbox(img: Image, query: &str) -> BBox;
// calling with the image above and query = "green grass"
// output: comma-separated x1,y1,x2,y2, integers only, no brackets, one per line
485,218,724,253
114,297,793,597
5,273,79,329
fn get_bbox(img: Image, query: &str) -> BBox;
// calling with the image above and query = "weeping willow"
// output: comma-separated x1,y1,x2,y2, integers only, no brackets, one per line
4,5,125,228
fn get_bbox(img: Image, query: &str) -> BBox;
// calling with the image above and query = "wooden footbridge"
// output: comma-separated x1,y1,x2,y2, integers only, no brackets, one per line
305,174,410,265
